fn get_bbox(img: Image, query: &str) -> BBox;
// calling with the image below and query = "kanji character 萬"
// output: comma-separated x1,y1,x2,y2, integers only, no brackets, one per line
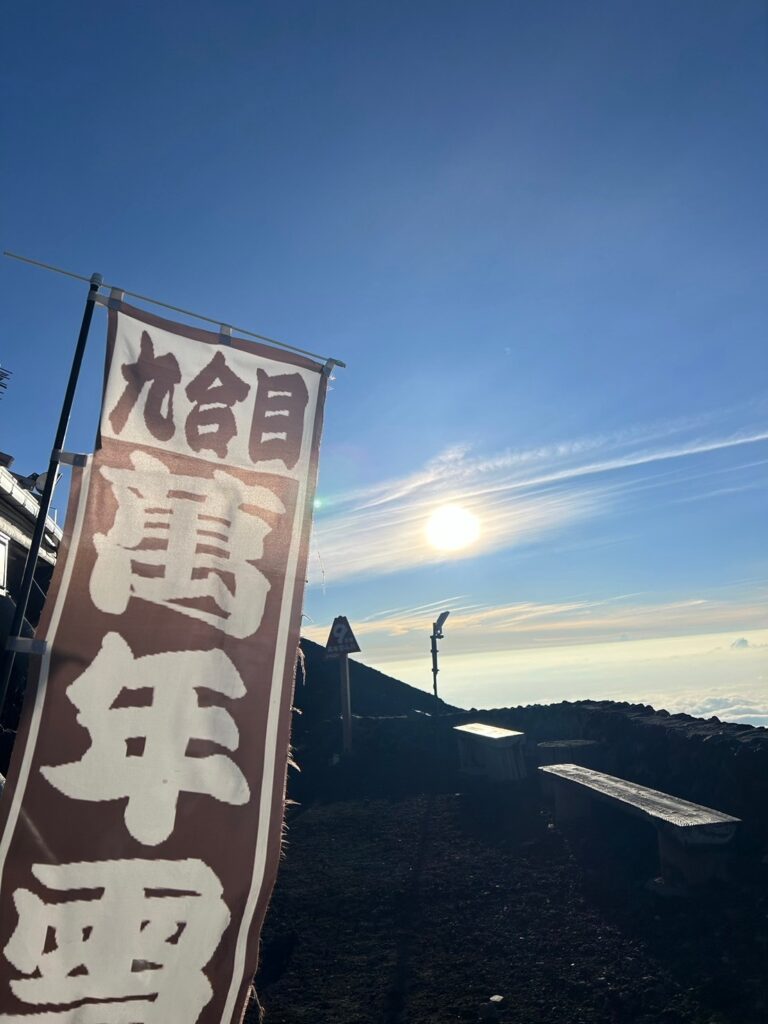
89,451,286,639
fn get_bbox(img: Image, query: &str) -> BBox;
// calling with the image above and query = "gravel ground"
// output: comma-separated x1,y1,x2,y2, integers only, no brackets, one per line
251,783,768,1024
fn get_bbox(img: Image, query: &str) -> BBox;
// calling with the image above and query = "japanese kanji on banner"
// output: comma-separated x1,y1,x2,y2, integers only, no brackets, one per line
0,302,330,1023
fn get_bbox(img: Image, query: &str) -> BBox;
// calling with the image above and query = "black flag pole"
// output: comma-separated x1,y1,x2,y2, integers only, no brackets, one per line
0,272,103,720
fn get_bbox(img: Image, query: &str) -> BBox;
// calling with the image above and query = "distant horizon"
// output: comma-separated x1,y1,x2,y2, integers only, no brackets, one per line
303,624,768,728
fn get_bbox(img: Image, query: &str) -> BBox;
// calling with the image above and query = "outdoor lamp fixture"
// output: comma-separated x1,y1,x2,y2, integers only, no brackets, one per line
430,610,450,704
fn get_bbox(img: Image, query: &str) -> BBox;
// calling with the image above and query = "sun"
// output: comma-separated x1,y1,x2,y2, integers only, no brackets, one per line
425,505,481,552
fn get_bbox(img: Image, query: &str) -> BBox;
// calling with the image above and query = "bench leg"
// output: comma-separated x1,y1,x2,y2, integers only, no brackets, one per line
553,781,591,824
457,736,484,776
657,830,731,886
493,745,526,781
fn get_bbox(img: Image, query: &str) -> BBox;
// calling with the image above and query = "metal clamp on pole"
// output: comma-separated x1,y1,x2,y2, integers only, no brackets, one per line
5,638,47,656
93,287,124,311
55,451,89,467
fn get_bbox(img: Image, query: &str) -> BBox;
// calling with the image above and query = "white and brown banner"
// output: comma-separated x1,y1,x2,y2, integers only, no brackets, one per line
0,303,329,1022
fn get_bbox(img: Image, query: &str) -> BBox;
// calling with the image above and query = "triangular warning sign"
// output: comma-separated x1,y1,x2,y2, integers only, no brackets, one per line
324,615,361,657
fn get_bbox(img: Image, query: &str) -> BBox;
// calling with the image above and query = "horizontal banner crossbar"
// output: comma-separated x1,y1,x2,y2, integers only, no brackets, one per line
4,251,346,368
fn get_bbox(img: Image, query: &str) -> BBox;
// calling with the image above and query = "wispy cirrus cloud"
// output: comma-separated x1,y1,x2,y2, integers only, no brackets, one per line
309,416,768,584
303,586,768,659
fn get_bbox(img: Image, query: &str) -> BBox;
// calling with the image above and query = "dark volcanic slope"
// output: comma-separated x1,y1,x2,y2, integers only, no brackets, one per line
295,638,458,719
256,787,768,1024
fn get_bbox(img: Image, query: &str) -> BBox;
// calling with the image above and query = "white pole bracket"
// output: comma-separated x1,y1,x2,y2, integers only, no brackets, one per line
6,637,47,655
55,451,89,467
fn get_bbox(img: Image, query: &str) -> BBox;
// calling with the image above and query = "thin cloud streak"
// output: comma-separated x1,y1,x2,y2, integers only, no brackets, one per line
310,419,768,585
430,430,768,509
318,416,708,514
303,587,768,657
359,595,470,622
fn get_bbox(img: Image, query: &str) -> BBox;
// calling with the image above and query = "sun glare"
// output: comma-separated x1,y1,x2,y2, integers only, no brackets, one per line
425,505,481,552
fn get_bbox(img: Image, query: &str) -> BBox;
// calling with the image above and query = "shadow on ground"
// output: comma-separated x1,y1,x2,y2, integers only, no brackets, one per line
249,778,767,1024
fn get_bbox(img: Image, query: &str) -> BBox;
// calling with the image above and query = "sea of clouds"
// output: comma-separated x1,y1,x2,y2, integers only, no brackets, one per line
374,631,768,728
638,691,768,728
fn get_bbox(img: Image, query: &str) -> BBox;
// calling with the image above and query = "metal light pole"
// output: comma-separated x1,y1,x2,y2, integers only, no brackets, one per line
430,610,450,707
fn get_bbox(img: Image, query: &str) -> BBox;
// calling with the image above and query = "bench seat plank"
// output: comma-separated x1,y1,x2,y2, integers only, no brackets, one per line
539,764,739,839
454,723,523,746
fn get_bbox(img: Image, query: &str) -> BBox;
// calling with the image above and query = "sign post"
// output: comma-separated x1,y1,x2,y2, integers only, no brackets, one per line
324,615,360,754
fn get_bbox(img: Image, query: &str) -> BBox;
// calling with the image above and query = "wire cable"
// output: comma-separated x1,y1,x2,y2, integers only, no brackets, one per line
3,250,346,367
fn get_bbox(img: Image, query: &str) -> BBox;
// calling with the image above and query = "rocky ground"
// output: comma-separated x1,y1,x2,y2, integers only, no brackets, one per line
252,780,768,1024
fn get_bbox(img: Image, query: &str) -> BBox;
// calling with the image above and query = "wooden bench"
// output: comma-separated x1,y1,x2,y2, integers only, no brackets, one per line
539,763,740,886
453,723,526,781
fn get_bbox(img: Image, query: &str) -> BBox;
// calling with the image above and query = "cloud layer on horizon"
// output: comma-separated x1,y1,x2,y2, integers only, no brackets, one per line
338,627,768,727
645,692,768,728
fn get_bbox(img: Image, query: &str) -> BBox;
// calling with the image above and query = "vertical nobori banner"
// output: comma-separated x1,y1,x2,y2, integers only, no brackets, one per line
0,303,329,1023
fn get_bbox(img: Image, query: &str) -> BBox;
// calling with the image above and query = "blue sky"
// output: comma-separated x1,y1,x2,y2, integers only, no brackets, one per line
1,2,766,719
